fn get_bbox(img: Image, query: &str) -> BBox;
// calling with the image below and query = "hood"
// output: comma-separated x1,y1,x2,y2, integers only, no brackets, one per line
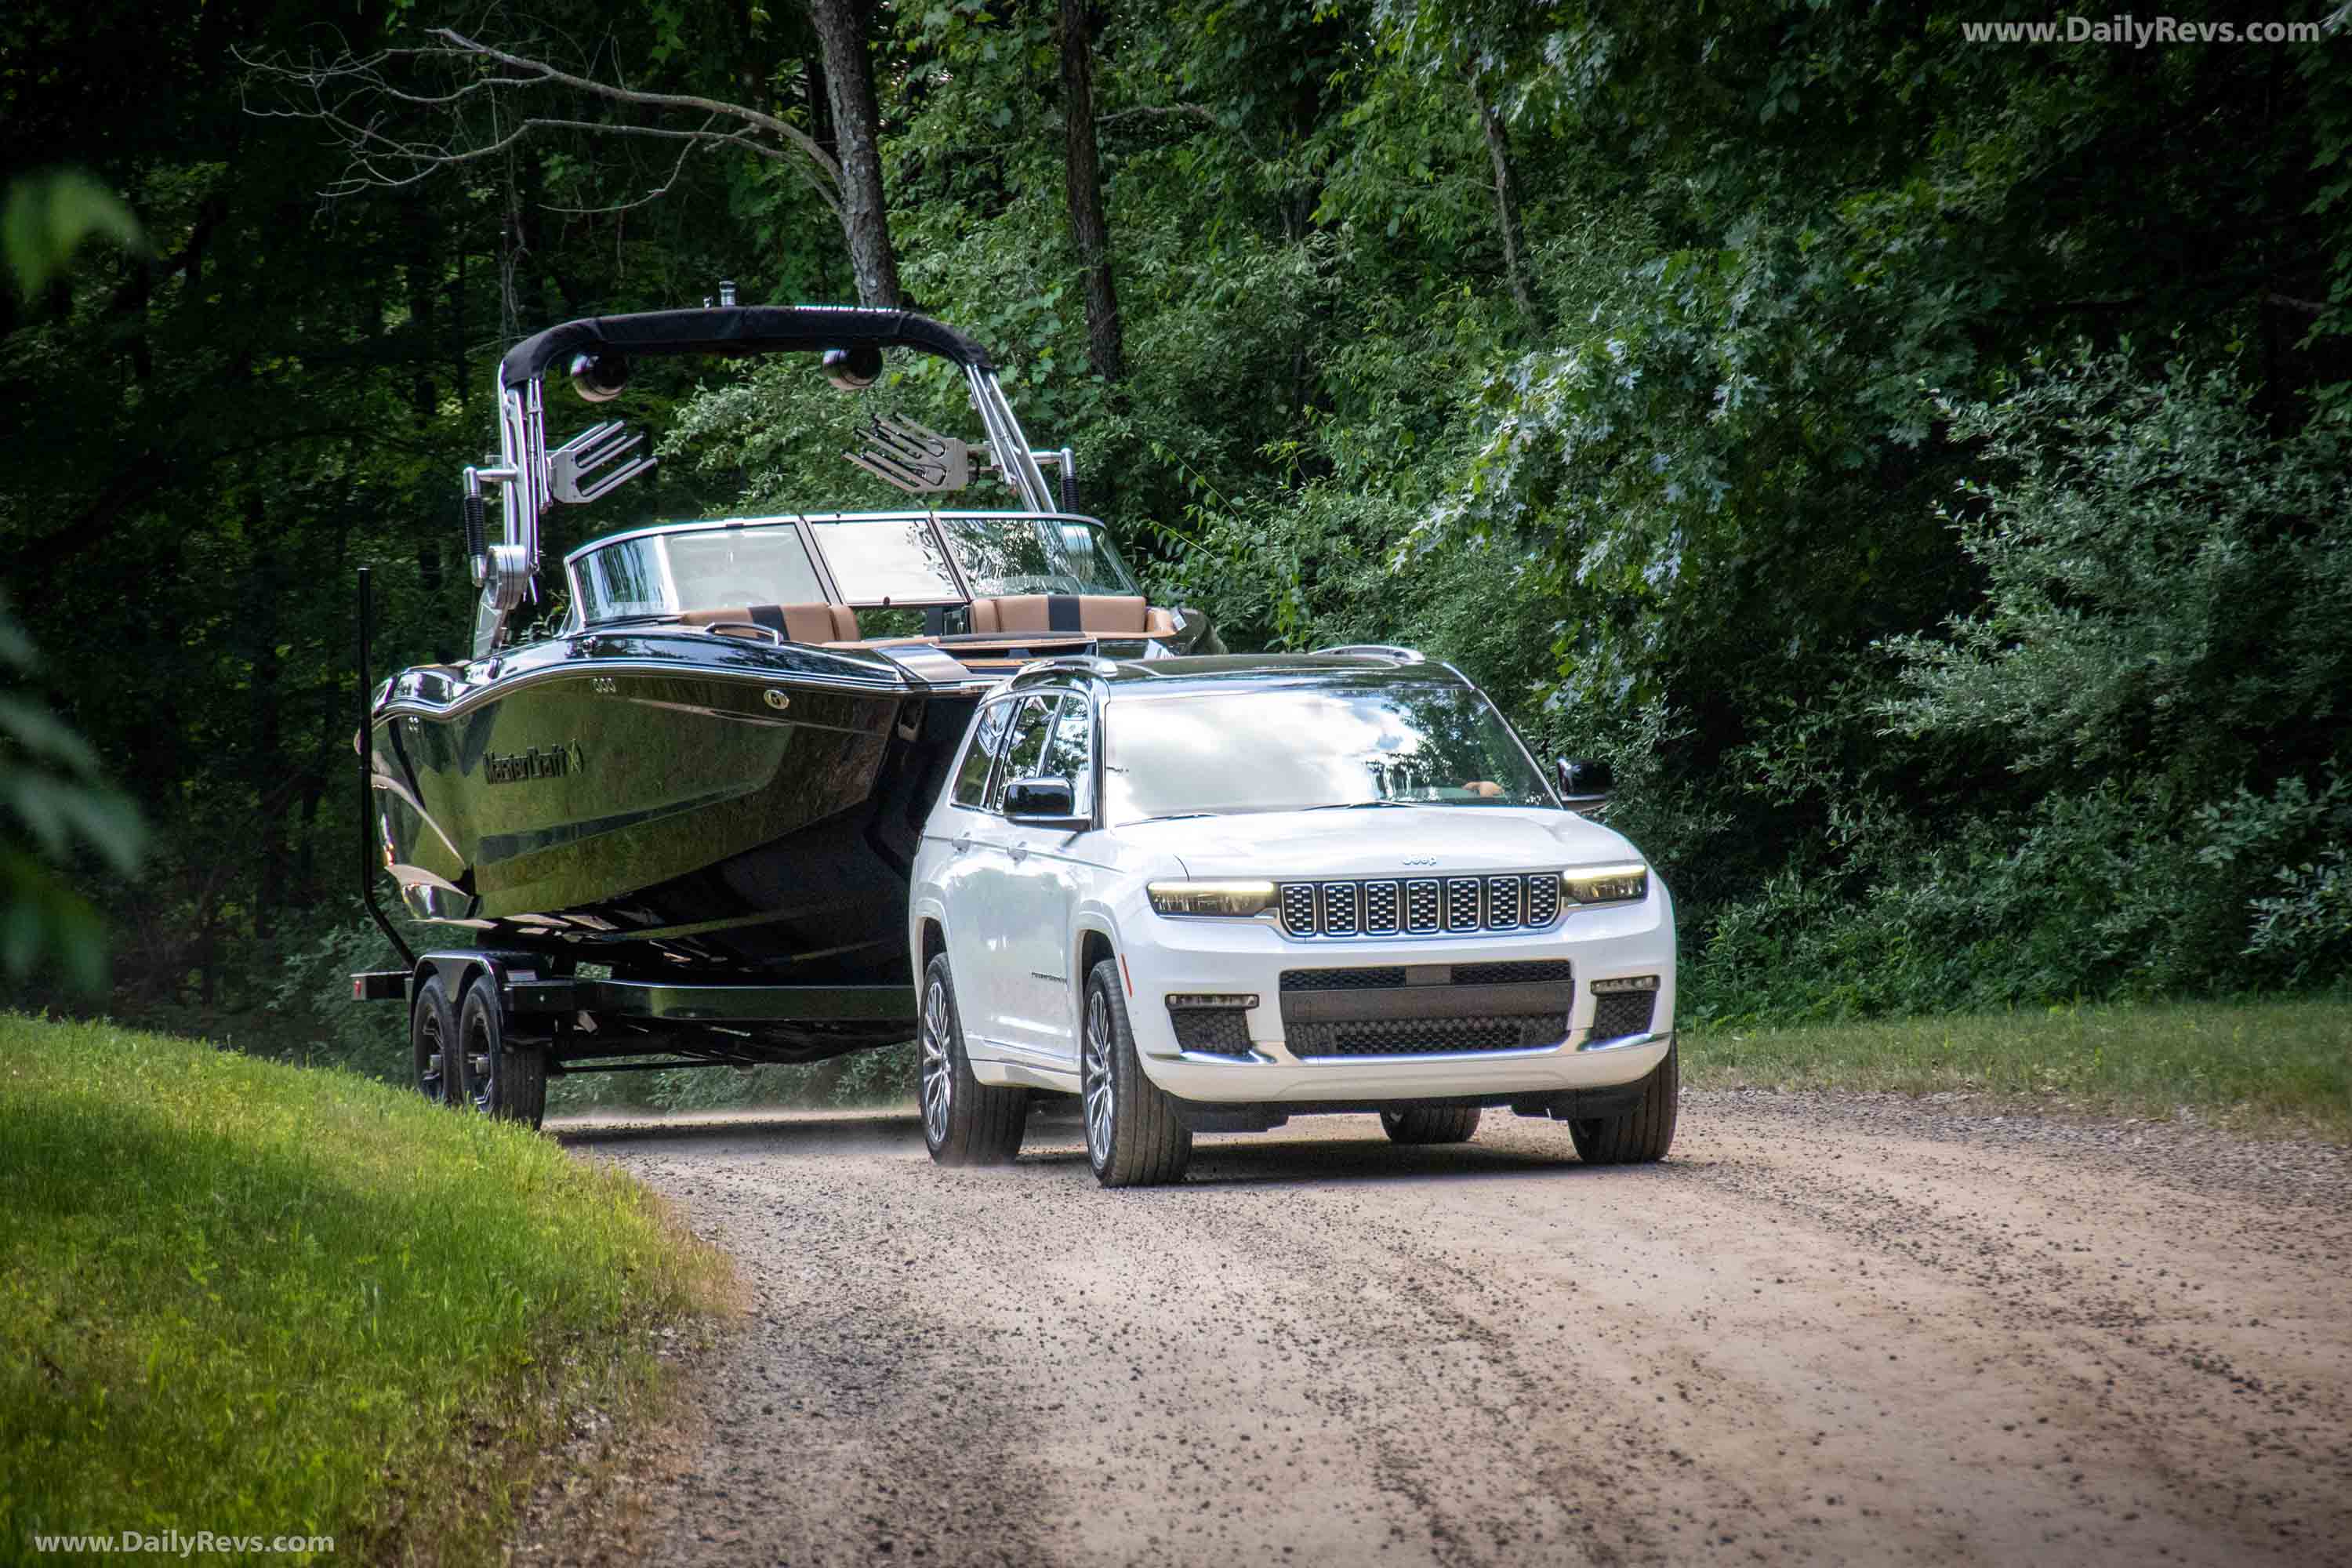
1115,807,1643,879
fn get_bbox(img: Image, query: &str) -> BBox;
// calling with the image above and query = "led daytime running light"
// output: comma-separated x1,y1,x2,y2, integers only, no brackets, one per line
1146,880,1279,918
1560,862,1649,906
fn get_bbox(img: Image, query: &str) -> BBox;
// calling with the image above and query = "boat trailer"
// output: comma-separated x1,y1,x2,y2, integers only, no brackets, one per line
347,566,916,1130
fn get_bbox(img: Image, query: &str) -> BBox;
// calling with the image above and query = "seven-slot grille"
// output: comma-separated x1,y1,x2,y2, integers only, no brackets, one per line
1278,873,1562,938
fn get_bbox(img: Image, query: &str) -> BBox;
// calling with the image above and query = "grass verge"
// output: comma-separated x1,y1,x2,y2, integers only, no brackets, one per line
0,1015,737,1564
1685,996,2351,1139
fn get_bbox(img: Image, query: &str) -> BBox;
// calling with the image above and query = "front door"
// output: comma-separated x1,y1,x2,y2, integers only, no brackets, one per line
995,692,1095,1065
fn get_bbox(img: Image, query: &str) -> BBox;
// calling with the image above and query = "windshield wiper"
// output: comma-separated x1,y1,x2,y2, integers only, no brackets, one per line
1300,800,1417,811
1135,811,1218,823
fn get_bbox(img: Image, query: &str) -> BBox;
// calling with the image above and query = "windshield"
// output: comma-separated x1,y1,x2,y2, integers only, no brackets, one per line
806,517,963,603
1100,677,1556,823
572,524,829,623
938,517,1140,597
568,512,1145,622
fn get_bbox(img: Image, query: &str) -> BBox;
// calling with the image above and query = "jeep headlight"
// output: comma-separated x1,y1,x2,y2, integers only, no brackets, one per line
1146,880,1279,918
1560,862,1649,906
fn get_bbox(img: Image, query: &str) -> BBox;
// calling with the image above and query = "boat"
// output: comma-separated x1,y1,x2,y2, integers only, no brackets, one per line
361,301,1215,1071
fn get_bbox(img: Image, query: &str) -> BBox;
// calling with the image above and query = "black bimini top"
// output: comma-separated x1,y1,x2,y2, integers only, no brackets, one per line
497,303,997,390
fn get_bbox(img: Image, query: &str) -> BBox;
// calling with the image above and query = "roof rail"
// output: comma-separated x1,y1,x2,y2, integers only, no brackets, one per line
1313,644,1426,665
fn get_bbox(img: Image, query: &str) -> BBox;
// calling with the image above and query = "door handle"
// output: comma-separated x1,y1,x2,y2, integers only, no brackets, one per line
953,834,973,853
1007,843,1029,863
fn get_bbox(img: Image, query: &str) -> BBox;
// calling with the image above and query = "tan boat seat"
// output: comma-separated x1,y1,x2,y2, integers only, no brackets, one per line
681,604,861,643
967,594,1177,637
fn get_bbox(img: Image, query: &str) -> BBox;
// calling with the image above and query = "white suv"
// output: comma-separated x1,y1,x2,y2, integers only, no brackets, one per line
907,652,1678,1186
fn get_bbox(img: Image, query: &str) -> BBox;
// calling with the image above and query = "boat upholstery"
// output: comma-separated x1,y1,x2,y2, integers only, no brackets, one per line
681,604,862,643
967,594,1177,636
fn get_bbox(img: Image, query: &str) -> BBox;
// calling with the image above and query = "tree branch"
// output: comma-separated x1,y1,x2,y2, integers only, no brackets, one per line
426,29,840,185
1096,103,1217,126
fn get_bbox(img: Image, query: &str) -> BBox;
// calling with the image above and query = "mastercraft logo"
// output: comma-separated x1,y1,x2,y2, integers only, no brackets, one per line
29,1530,335,1556
1961,12,2330,44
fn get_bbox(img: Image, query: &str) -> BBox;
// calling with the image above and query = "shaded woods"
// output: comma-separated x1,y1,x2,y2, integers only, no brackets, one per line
3,2,2347,1062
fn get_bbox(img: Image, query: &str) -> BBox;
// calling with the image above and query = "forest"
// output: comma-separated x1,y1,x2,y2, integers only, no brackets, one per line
2,0,2347,1072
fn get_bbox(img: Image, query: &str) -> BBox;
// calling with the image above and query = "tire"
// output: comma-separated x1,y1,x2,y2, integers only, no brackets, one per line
453,980,549,1128
1570,1043,1679,1164
1080,959,1191,1188
1381,1105,1482,1145
918,954,1029,1166
411,974,456,1105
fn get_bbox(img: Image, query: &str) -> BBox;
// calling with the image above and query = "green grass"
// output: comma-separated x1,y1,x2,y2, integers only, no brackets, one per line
0,1016,736,1565
1686,996,2352,1138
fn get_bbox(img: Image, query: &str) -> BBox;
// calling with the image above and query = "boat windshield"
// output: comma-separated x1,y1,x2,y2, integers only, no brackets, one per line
568,514,1143,623
1099,674,1557,824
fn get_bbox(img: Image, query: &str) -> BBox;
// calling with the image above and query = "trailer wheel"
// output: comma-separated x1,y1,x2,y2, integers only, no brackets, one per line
455,981,549,1129
411,975,457,1105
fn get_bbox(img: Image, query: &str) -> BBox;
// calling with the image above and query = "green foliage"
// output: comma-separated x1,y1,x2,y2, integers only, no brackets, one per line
0,601,143,994
0,1014,735,1557
1,169,144,302
1883,357,2352,782
1688,996,2352,1139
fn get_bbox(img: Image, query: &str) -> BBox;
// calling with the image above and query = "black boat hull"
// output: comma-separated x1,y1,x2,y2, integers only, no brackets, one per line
369,630,981,1006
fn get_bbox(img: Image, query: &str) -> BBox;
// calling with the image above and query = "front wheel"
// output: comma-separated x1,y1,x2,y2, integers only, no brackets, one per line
1381,1105,1481,1145
1569,1044,1679,1165
453,981,548,1128
919,954,1028,1166
1080,959,1191,1187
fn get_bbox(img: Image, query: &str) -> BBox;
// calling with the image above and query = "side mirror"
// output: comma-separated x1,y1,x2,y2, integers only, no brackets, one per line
1003,776,1087,829
1556,757,1613,816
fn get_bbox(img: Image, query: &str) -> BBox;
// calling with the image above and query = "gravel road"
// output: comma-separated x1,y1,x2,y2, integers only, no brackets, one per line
516,1093,2352,1567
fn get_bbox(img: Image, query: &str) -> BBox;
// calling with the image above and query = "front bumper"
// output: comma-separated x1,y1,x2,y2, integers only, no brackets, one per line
1123,890,1676,1105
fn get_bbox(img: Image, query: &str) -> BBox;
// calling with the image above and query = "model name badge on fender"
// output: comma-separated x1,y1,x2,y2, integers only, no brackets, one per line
484,742,587,784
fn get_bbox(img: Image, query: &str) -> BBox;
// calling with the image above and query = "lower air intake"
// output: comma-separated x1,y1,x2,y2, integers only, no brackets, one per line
1287,1014,1563,1058
1588,990,1657,1043
1170,1007,1254,1054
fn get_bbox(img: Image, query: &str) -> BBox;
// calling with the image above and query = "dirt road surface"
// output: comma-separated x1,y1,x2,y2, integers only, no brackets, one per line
519,1093,2351,1567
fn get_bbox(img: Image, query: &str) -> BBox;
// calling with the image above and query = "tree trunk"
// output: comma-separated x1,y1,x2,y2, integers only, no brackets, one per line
809,0,902,308
1059,0,1125,382
1468,69,1534,325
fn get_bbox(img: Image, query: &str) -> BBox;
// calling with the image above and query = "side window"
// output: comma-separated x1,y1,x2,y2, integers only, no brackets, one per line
951,699,1015,808
988,695,1060,811
1040,694,1094,816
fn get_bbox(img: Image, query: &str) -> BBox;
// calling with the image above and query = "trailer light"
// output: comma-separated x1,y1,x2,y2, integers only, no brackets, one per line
1147,880,1279,918
1588,975,1660,994
1559,863,1649,906
1165,993,1259,1010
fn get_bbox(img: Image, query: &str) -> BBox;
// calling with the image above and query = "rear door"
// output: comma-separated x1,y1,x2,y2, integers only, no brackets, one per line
931,695,1019,1046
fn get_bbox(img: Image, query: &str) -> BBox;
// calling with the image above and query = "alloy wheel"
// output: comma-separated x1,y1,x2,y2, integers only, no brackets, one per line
920,976,954,1147
1082,986,1115,1167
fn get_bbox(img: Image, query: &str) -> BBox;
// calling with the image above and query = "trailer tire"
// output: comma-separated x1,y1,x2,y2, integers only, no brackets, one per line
411,974,457,1105
455,980,549,1129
